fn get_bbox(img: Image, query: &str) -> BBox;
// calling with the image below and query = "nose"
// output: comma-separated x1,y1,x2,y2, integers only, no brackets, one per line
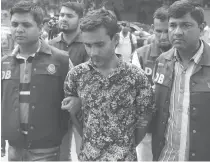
174,26,183,35
60,15,68,21
16,24,24,33
90,46,98,57
160,32,168,40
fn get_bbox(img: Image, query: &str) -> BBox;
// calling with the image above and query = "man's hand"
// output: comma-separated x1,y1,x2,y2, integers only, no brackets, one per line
61,96,81,112
62,97,83,136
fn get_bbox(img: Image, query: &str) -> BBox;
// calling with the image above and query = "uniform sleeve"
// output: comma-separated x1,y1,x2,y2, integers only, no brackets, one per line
64,68,78,98
135,71,156,129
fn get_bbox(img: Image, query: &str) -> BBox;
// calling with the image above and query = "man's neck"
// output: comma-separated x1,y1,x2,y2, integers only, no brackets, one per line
177,41,201,63
19,40,40,56
159,45,171,53
122,31,129,37
63,28,80,45
96,54,119,77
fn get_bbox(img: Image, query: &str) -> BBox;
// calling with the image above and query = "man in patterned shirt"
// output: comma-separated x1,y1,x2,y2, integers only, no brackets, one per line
63,8,155,161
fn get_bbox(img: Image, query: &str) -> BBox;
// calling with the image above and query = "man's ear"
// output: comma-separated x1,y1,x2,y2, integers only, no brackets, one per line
199,23,205,32
112,33,119,47
38,24,43,32
149,24,154,34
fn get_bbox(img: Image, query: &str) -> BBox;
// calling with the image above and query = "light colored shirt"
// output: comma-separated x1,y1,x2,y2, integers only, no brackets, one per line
131,50,141,68
115,31,137,63
201,25,210,44
159,41,204,161
14,42,41,133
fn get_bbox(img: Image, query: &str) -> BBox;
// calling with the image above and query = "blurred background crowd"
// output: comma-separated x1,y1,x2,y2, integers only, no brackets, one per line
2,0,210,57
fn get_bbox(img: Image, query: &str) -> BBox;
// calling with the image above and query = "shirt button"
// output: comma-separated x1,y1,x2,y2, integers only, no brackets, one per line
32,85,36,88
34,68,36,72
192,107,196,111
30,126,34,130
193,130,196,133
192,153,195,156
32,106,35,109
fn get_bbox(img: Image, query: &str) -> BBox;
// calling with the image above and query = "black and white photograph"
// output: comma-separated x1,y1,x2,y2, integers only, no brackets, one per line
1,0,210,161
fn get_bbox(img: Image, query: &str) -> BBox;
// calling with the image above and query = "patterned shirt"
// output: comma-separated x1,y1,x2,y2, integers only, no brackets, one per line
159,41,204,161
64,59,155,161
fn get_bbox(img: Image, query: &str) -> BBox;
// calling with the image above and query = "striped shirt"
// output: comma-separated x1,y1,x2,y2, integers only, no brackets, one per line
15,43,41,134
159,41,204,161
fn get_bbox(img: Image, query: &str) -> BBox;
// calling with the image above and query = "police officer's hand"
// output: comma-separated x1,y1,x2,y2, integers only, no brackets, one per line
61,96,82,112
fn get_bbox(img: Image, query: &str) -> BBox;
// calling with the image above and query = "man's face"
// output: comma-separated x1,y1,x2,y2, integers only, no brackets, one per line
122,24,130,34
168,13,202,51
10,13,41,45
82,27,116,68
59,6,79,33
154,18,170,48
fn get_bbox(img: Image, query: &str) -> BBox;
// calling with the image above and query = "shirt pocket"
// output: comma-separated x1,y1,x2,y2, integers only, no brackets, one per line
30,63,63,105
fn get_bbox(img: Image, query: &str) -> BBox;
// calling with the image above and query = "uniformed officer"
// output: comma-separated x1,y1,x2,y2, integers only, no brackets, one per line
1,1,72,161
132,6,172,161
132,6,171,83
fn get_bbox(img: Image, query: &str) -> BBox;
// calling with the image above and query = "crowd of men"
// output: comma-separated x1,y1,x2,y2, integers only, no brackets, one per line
1,0,210,161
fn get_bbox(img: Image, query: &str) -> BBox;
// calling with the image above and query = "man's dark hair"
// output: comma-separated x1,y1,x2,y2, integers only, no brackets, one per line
80,8,119,38
168,0,204,25
153,6,169,22
10,1,44,26
61,2,84,18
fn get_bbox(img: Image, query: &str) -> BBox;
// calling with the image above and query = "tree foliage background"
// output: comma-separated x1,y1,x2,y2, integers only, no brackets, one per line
2,0,110,14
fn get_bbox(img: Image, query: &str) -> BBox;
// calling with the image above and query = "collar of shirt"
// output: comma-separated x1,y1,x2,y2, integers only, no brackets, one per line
12,39,52,58
150,42,162,57
16,40,41,60
174,40,204,64
119,31,130,39
54,32,83,45
87,58,125,78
